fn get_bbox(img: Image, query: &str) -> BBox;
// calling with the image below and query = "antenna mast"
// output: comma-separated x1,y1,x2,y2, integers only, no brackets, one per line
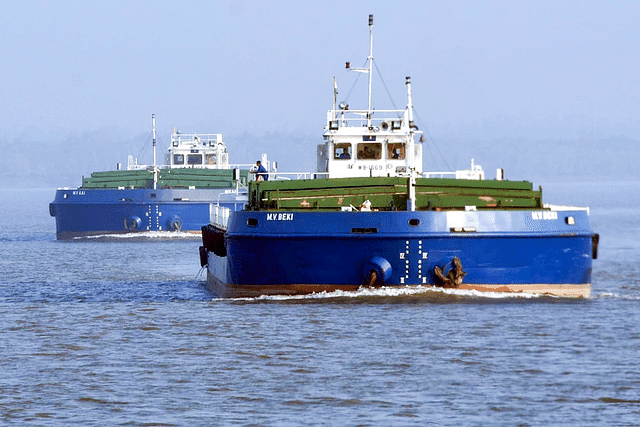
366,14,374,124
152,114,158,190
345,14,375,127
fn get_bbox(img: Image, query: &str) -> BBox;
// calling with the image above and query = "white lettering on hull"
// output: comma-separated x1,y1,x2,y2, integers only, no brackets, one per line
532,211,558,220
266,213,294,221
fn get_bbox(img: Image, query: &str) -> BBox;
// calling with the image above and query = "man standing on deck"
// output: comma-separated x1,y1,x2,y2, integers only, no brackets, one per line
253,160,268,181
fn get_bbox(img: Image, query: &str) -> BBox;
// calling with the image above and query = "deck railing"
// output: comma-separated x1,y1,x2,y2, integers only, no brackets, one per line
126,162,258,171
268,172,329,181
327,109,407,130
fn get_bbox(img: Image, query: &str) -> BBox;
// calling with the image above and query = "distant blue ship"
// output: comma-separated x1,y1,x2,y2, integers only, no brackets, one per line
50,116,264,240
200,15,599,298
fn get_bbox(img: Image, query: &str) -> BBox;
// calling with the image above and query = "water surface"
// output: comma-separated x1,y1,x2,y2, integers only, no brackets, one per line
0,184,638,425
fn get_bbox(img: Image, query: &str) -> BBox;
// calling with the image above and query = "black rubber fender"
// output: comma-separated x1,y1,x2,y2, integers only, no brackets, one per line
199,246,208,267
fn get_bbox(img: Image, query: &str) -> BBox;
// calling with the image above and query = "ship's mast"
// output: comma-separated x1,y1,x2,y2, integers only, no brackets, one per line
346,14,375,127
152,114,158,190
406,77,414,126
366,14,374,124
406,78,416,210
406,77,414,173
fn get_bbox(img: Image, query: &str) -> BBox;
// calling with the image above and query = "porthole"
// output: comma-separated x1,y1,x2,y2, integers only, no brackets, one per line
247,218,258,227
408,218,420,226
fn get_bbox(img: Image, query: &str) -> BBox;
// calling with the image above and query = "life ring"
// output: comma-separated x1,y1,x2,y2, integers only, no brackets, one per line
434,257,467,288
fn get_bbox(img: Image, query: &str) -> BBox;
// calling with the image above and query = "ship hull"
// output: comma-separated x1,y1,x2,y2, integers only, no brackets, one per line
50,188,246,240
203,209,597,298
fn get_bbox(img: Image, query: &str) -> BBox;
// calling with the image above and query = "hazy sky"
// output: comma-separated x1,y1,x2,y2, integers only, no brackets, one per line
2,0,639,182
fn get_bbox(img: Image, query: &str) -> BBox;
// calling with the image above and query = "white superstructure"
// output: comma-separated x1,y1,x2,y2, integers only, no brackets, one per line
126,130,234,172
317,15,423,179
165,131,229,169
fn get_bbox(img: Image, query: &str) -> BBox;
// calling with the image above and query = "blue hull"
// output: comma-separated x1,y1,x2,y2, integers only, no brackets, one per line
50,188,246,240
204,209,597,298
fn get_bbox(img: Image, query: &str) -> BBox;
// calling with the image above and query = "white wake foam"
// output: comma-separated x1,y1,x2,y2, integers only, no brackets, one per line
75,231,199,240
221,285,545,302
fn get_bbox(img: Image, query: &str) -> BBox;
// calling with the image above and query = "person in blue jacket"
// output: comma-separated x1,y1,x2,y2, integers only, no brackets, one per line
253,160,268,181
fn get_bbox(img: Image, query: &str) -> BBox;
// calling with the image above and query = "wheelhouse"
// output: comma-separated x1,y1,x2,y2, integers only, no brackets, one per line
166,132,229,169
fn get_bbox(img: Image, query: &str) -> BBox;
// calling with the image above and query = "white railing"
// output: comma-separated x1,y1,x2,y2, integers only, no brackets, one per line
544,204,590,212
327,109,407,130
422,170,485,180
229,163,258,170
423,160,485,180
126,162,257,171
171,133,223,146
268,172,329,181
209,205,231,230
423,171,457,179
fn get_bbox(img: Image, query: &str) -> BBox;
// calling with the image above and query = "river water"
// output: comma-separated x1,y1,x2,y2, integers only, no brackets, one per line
0,182,638,426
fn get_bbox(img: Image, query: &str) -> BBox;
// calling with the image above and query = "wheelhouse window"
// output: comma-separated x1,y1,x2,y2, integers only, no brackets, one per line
205,153,217,165
387,143,406,160
173,154,184,165
187,154,203,165
334,143,352,160
357,142,382,160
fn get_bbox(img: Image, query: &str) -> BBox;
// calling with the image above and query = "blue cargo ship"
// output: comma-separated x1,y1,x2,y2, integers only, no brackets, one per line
200,15,598,298
50,116,265,240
